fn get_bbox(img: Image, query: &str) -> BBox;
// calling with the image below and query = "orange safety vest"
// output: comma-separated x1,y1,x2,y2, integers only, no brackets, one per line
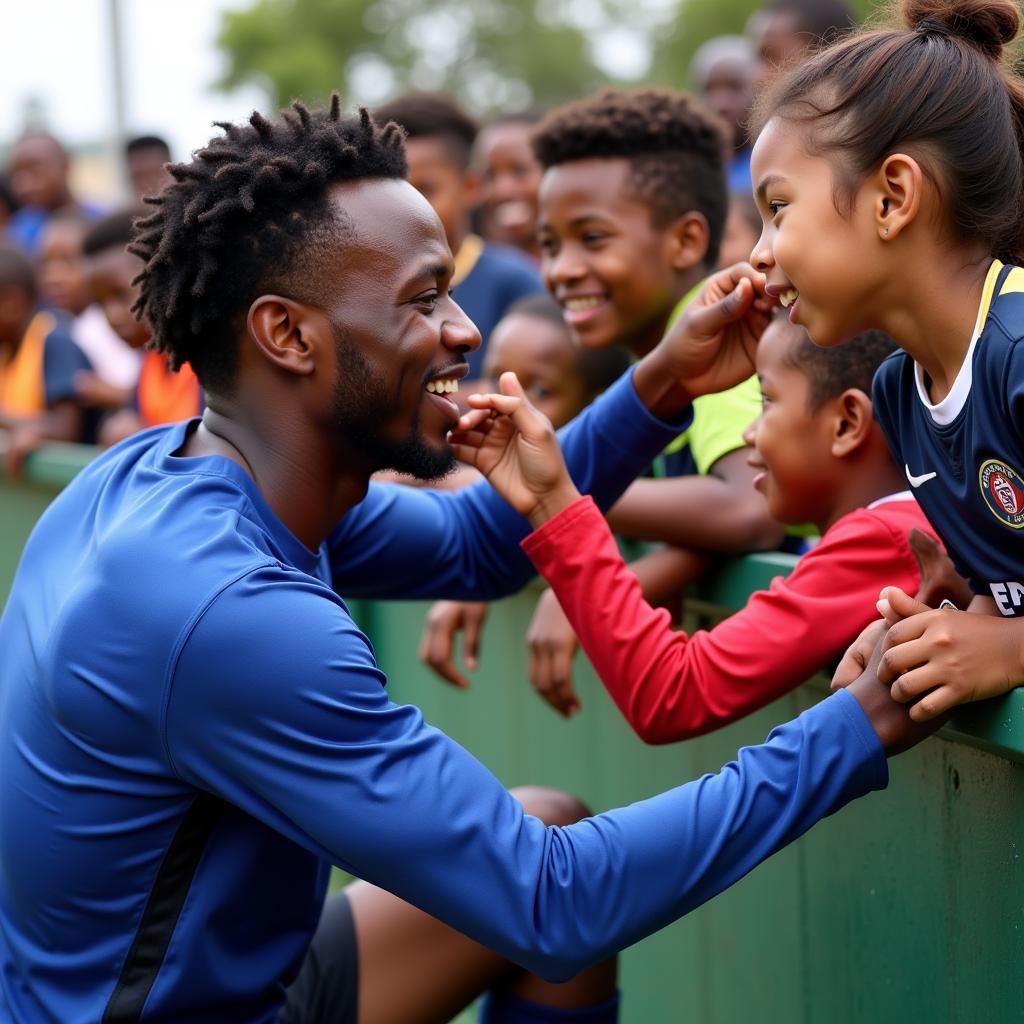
137,351,202,426
0,312,56,416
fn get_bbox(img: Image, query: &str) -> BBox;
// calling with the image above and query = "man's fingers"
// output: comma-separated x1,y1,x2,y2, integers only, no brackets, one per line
548,639,578,717
831,619,886,691
419,611,470,689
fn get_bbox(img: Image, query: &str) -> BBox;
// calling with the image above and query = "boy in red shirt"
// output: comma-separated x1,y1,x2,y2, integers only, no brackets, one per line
459,311,945,740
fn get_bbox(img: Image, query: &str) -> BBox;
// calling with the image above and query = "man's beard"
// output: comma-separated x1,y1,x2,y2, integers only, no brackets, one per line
330,326,456,480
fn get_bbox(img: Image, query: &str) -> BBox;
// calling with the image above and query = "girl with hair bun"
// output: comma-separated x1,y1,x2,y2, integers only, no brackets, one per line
749,0,1024,720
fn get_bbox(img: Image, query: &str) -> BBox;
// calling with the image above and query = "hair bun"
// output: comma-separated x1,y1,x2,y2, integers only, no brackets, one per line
903,0,1019,59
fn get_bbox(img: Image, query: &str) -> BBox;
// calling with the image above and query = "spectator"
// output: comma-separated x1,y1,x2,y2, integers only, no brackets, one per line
6,132,104,256
474,112,545,263
691,35,758,194
37,213,140,410
0,243,94,473
0,177,18,238
375,93,544,378
125,134,173,200
750,0,856,87
718,193,761,269
81,210,202,445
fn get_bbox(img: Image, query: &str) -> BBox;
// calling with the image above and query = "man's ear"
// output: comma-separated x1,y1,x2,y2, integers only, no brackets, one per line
246,295,323,377
874,153,924,242
831,387,873,457
665,211,710,272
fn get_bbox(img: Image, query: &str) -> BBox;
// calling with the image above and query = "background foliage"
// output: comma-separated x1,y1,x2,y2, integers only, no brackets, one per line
217,0,876,113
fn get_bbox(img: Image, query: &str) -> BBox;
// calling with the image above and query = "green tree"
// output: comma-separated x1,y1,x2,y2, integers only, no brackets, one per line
215,0,614,114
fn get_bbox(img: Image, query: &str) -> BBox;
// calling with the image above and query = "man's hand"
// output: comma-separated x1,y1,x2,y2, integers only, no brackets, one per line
875,587,1024,721
831,619,887,692
526,590,581,718
419,601,489,689
449,372,581,528
632,262,774,418
844,636,948,756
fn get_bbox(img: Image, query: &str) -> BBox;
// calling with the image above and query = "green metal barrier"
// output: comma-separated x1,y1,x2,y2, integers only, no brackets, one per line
3,444,1023,1023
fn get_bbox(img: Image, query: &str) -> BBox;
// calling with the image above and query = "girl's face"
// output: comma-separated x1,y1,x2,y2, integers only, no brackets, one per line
482,313,587,429
749,117,886,347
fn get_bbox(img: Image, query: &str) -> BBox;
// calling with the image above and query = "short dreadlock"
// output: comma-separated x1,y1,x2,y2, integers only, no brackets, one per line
130,95,407,394
531,88,729,267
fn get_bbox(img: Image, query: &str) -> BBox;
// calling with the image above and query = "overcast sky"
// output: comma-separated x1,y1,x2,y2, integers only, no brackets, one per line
2,0,267,160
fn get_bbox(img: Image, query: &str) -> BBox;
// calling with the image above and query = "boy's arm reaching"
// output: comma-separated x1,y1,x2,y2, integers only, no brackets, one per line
522,496,923,741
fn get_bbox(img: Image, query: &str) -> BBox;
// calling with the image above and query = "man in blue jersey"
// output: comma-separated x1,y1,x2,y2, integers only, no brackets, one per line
0,97,935,1024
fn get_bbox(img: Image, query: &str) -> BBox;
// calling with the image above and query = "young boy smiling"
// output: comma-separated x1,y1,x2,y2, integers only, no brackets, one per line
468,314,947,737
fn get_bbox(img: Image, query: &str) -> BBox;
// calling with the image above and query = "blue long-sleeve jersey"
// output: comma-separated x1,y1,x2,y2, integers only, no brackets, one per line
0,370,887,1022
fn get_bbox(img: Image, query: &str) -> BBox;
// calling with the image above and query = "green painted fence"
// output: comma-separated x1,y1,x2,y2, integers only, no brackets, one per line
2,444,1023,1023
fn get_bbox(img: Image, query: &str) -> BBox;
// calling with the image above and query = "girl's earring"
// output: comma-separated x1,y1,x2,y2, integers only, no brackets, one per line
883,226,890,237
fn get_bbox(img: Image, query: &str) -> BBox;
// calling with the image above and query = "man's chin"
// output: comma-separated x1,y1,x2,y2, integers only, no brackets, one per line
382,439,457,482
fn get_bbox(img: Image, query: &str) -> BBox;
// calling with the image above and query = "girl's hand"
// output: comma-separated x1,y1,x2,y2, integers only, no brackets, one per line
643,262,774,403
877,587,1024,720
448,372,581,528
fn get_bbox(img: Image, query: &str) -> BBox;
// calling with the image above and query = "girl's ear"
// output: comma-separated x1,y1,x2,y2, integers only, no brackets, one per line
665,211,710,272
831,387,873,457
875,153,924,242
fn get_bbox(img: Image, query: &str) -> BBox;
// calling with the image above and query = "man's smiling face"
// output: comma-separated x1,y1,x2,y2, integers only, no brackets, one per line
315,178,481,478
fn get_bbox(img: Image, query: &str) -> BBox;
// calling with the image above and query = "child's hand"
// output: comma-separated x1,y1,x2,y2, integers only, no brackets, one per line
527,589,581,718
877,587,1024,720
907,529,974,611
650,262,774,400
449,372,581,527
419,601,489,689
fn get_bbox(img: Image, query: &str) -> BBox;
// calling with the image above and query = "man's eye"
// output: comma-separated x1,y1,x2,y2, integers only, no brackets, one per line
416,291,439,309
539,237,558,254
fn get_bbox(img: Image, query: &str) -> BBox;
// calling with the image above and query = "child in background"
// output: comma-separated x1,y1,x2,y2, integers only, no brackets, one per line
480,315,945,731
718,194,762,271
81,211,202,446
37,214,140,411
374,93,543,379
473,113,544,264
420,293,629,686
753,0,1024,719
0,243,94,474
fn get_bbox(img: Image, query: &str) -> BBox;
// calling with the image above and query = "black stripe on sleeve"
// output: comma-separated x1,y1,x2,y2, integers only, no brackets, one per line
102,793,225,1023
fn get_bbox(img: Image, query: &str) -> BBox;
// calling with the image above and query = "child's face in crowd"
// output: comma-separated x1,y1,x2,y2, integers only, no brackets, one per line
39,221,91,316
538,157,688,356
717,199,760,271
750,117,880,348
744,318,837,527
483,313,587,428
700,57,755,152
404,137,476,253
86,248,150,349
475,123,542,252
10,136,68,211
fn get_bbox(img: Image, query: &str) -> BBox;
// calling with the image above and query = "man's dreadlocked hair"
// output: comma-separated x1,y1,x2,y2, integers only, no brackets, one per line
130,95,406,394
532,88,729,267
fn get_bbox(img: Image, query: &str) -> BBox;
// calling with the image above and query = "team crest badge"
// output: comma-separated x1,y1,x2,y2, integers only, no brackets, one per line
979,459,1024,528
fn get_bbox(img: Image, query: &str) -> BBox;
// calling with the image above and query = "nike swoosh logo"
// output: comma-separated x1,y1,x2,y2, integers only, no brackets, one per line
905,464,937,488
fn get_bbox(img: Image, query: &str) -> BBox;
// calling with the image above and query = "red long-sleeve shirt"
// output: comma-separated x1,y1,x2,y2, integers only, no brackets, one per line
522,493,933,744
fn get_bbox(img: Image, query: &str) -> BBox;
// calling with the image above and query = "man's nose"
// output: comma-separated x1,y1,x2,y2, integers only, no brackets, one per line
442,304,481,354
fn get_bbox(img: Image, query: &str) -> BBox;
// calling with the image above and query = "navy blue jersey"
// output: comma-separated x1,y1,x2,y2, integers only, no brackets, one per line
0,370,886,1021
873,260,1024,615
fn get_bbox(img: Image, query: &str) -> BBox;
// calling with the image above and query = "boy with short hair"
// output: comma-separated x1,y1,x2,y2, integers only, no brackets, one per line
374,93,543,377
80,210,202,445
422,87,782,698
475,315,945,737
0,242,94,473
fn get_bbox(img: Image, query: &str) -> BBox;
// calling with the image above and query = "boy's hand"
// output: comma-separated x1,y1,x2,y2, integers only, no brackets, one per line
527,589,581,718
419,601,489,689
907,529,974,611
876,587,1024,721
634,263,773,415
449,372,581,528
